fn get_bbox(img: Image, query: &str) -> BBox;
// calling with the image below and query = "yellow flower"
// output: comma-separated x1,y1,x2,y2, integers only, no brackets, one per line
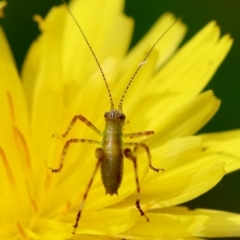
1,0,240,239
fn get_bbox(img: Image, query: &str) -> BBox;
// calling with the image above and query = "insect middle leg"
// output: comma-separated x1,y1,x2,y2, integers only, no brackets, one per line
50,138,100,172
123,130,154,139
124,142,164,172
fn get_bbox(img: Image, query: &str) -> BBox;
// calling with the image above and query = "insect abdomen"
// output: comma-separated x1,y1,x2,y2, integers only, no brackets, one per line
101,140,123,195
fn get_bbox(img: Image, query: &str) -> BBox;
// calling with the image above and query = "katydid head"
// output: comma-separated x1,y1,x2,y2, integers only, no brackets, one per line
104,110,126,125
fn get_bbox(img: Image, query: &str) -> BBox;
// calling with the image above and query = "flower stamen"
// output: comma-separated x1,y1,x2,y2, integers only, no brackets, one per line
13,126,32,171
25,180,38,214
16,222,29,240
6,91,15,124
0,146,16,187
44,172,52,191
56,199,72,220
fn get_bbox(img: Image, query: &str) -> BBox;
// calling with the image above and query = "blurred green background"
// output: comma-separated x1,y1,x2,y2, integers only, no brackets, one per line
1,0,240,238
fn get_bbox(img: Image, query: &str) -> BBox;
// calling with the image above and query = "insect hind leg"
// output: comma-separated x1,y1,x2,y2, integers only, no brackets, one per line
72,147,103,234
124,148,149,221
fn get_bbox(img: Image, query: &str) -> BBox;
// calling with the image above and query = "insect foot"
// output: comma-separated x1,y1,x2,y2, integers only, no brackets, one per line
150,165,165,173
51,132,64,140
49,163,63,173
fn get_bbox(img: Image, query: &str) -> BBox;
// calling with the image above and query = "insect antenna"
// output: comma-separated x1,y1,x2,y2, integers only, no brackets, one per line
61,0,114,111
118,0,205,112
117,15,181,112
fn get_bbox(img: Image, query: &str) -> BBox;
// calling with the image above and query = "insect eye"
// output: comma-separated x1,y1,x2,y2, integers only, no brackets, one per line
119,113,126,120
104,112,109,118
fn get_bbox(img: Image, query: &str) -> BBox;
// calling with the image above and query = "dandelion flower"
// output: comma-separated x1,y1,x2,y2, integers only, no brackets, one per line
1,0,240,239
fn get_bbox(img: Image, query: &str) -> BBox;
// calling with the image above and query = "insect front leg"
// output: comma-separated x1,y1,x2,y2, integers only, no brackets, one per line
72,147,103,234
50,139,100,172
59,115,103,138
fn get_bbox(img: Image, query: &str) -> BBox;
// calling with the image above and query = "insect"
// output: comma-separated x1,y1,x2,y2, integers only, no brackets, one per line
50,0,184,235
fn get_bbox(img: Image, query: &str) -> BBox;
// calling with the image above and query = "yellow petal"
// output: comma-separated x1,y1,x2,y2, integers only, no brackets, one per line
151,21,233,102
200,129,240,172
119,213,208,240
121,160,225,208
162,206,240,238
147,90,220,147
196,209,240,238
0,27,28,134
